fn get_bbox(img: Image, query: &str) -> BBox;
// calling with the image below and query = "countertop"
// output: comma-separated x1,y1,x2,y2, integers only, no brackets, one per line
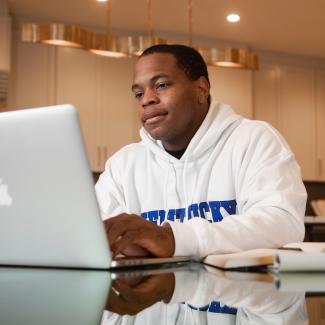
0,262,324,324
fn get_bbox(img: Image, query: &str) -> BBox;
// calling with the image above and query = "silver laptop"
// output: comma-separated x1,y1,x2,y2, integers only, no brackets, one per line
0,104,189,269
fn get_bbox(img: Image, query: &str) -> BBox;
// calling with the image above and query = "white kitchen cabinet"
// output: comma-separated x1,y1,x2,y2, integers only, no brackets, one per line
279,66,316,180
9,40,141,172
55,47,140,172
56,47,100,171
209,66,253,118
8,41,56,109
316,71,325,181
98,57,140,171
253,64,279,128
254,64,317,180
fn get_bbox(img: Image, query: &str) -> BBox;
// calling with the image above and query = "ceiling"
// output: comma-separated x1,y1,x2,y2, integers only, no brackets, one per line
7,0,325,59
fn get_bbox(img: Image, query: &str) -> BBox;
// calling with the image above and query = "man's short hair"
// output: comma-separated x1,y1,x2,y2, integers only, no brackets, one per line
140,44,211,89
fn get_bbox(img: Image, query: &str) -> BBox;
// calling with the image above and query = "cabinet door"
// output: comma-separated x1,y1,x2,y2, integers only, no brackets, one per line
98,57,140,171
209,66,253,118
56,47,99,171
279,66,316,180
8,41,55,109
316,71,325,181
253,64,279,129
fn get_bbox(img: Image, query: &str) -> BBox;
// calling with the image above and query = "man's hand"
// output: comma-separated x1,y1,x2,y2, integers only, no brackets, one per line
104,214,175,258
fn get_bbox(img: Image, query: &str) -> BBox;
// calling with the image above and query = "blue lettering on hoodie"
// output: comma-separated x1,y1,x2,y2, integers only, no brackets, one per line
141,199,237,225
186,301,237,315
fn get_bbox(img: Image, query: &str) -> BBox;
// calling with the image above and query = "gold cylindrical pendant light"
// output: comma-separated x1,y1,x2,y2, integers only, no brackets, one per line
22,0,259,70
121,35,168,56
214,48,247,68
87,33,127,58
197,47,224,65
22,23,87,48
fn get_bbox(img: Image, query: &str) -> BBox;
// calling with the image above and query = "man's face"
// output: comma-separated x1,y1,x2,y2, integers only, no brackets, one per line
132,53,207,150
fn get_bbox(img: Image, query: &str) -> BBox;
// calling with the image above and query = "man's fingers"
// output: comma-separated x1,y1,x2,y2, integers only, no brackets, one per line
105,216,139,246
104,214,147,245
111,229,140,257
104,214,131,233
104,214,175,257
106,221,126,246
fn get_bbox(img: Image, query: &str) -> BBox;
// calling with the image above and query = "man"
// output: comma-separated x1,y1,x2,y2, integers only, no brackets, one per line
95,44,306,260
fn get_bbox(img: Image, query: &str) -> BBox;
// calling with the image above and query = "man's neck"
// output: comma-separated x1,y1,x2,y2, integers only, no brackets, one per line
165,147,187,159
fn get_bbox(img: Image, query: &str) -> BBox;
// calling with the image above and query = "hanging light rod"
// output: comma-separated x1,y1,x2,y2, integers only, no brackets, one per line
89,0,128,58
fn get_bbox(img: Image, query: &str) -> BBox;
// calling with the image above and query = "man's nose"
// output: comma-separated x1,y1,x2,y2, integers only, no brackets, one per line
142,89,159,107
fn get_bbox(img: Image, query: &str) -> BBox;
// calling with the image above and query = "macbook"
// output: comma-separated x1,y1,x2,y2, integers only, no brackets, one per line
0,105,190,269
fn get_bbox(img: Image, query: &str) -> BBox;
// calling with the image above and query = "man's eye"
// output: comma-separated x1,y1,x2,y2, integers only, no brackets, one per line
157,82,169,89
134,92,143,99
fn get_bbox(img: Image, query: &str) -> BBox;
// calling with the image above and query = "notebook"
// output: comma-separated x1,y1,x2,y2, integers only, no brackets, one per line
0,104,189,269
202,242,325,272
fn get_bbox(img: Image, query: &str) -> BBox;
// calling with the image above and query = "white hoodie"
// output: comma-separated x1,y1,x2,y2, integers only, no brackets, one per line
95,101,307,260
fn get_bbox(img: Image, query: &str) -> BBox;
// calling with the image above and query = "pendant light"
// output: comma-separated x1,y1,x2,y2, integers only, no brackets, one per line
88,0,128,58
22,23,87,48
187,0,258,70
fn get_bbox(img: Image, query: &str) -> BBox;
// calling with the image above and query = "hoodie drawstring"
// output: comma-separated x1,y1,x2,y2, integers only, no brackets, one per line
163,160,172,216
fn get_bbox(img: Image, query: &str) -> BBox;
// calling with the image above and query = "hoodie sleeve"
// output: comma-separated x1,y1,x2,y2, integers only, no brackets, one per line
167,122,307,259
95,159,127,220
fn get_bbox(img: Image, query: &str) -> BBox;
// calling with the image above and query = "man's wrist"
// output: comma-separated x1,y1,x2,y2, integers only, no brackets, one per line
162,223,175,257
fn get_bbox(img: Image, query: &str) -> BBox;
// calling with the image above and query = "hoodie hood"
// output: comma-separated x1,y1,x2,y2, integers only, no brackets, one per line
140,100,243,162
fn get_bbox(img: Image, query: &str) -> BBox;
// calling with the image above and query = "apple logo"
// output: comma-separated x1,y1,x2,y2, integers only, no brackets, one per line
0,178,13,206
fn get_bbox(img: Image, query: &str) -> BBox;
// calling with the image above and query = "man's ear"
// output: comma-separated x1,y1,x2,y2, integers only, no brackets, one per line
196,76,210,104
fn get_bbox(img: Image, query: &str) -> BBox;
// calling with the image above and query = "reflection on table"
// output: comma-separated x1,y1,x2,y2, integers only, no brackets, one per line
104,263,308,325
0,263,324,324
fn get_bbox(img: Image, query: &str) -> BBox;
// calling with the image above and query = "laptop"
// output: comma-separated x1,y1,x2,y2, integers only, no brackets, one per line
0,104,190,269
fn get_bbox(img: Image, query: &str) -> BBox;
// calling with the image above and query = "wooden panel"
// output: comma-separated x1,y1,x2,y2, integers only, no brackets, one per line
316,71,325,181
0,16,11,72
253,64,279,129
279,66,316,180
208,66,253,118
306,297,325,325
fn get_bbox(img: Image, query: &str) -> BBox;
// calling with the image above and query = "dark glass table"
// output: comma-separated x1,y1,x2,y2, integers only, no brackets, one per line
0,262,324,324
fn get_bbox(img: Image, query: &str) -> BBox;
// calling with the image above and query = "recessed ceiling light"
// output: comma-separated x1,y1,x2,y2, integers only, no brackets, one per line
227,14,240,23
96,0,108,2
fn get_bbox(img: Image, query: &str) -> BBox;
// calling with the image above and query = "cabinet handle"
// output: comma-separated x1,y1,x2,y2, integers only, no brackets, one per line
103,146,108,163
97,146,101,170
319,159,323,176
